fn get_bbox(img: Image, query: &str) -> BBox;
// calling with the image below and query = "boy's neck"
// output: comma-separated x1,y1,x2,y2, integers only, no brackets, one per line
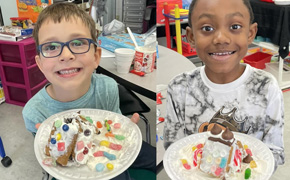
46,83,90,102
204,64,246,84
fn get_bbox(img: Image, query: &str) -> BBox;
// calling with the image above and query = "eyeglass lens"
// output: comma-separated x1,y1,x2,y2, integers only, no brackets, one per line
41,38,91,57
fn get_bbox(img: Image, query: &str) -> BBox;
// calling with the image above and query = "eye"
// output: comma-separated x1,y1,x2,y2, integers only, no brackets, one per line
43,43,61,51
201,26,214,32
230,24,242,30
70,39,88,47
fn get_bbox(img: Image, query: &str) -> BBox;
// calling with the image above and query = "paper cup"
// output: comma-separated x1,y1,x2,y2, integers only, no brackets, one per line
133,47,156,73
114,48,135,74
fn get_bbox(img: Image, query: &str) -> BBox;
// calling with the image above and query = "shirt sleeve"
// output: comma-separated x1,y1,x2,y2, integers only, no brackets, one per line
263,81,285,169
163,75,187,150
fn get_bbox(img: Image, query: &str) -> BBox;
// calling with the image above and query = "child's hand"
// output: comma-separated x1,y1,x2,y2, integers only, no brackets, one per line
35,123,41,130
130,113,140,124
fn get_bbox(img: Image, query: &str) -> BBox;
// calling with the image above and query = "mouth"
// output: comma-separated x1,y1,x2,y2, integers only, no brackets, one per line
56,68,81,76
209,51,236,56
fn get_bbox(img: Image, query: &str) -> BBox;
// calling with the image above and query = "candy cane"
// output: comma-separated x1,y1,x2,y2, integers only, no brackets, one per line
193,148,203,167
233,149,242,168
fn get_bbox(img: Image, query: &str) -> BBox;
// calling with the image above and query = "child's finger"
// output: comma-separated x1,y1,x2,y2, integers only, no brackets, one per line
130,113,140,124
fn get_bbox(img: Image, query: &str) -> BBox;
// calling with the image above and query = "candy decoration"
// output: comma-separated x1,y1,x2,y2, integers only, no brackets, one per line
250,160,257,168
84,129,91,136
85,116,93,124
105,120,111,132
193,148,202,167
100,140,122,151
219,157,227,168
107,163,114,170
77,153,84,161
215,167,222,176
97,121,103,128
93,151,116,160
180,159,191,170
158,117,165,122
114,123,121,129
192,146,197,151
83,147,88,155
95,163,105,172
108,120,113,124
57,142,65,151
196,143,203,149
77,141,84,151
105,132,125,140
50,138,56,144
42,157,53,166
244,144,248,150
233,149,242,167
62,124,69,131
246,149,252,156
56,133,61,141
54,120,62,128
245,168,251,179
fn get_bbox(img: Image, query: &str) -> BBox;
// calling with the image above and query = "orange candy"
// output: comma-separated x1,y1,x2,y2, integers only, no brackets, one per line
97,121,103,128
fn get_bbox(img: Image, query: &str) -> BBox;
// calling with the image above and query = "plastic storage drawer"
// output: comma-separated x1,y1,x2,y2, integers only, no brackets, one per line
124,0,146,5
124,16,143,22
124,11,144,18
243,52,272,69
2,65,45,88
124,4,146,11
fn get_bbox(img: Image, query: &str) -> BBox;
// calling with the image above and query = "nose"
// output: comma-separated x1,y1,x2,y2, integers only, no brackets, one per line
212,28,231,45
59,45,75,61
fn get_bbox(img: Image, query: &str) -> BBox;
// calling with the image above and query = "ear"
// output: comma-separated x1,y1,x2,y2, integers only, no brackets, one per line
186,26,196,48
35,55,44,74
94,47,102,68
248,22,258,45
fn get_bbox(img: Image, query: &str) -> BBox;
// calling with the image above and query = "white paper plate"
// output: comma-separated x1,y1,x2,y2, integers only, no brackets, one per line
163,132,274,180
34,109,142,180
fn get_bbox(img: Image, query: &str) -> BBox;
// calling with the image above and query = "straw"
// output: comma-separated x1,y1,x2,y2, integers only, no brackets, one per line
127,27,139,50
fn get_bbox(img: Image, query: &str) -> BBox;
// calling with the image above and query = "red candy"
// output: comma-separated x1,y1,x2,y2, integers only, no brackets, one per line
109,143,122,151
196,143,203,149
83,147,89,155
246,149,252,156
108,120,113,124
114,123,121,129
57,142,65,151
93,151,104,157
215,167,222,176
77,153,84,161
76,141,84,151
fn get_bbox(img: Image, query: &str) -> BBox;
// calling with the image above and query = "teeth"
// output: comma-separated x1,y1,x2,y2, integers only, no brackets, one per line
211,52,233,55
58,68,79,75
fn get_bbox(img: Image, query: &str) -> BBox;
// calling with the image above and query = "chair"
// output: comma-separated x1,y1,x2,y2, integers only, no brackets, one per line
117,84,151,144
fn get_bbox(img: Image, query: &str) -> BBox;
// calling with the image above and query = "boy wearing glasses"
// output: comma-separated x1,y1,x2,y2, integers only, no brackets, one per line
22,2,155,179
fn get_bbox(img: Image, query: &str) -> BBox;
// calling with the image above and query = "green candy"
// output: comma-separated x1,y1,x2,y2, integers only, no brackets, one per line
115,135,125,140
85,116,93,124
54,119,62,128
245,168,251,179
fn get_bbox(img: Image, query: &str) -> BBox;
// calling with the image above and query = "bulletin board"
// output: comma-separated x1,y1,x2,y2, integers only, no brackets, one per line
16,0,52,23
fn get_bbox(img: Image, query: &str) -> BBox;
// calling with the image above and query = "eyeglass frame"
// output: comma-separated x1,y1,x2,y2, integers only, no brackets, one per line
37,38,98,58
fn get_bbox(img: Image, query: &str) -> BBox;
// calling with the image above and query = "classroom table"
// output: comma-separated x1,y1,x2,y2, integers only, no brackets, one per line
156,45,196,171
97,50,156,100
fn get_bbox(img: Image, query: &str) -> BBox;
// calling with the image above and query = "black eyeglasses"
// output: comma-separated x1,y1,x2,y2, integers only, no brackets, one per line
38,38,98,58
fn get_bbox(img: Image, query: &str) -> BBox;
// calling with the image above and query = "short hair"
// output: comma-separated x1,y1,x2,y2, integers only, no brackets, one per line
33,2,96,47
188,0,254,27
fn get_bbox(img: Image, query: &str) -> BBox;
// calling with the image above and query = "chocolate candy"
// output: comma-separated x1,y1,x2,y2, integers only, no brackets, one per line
84,129,91,136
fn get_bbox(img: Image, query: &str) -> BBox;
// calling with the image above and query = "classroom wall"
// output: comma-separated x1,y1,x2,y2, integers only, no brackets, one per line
0,0,18,26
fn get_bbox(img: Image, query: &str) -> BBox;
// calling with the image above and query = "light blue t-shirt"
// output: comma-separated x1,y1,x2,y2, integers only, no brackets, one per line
22,73,121,133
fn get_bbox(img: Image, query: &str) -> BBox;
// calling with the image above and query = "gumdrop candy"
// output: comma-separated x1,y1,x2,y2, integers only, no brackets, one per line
245,168,251,179
77,153,84,161
250,160,257,168
54,119,62,128
107,163,114,170
57,142,65,151
114,123,121,129
215,167,222,176
97,121,103,128
196,143,203,149
246,149,252,156
95,163,105,172
77,141,84,151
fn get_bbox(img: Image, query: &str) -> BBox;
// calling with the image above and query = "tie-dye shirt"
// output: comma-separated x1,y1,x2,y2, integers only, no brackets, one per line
164,64,284,168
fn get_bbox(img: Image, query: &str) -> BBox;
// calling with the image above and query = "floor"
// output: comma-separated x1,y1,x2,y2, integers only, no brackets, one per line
0,93,156,180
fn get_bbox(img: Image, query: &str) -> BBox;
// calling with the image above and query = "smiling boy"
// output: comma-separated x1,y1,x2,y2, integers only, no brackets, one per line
22,2,155,179
163,0,284,170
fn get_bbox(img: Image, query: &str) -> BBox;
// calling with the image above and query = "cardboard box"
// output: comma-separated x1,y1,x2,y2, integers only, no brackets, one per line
157,0,183,24
98,33,145,52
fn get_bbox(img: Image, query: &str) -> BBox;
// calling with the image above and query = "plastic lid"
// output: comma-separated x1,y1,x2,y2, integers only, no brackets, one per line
10,17,29,21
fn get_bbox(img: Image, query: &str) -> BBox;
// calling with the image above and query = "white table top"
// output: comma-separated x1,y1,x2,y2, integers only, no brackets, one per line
99,49,156,100
156,45,196,166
